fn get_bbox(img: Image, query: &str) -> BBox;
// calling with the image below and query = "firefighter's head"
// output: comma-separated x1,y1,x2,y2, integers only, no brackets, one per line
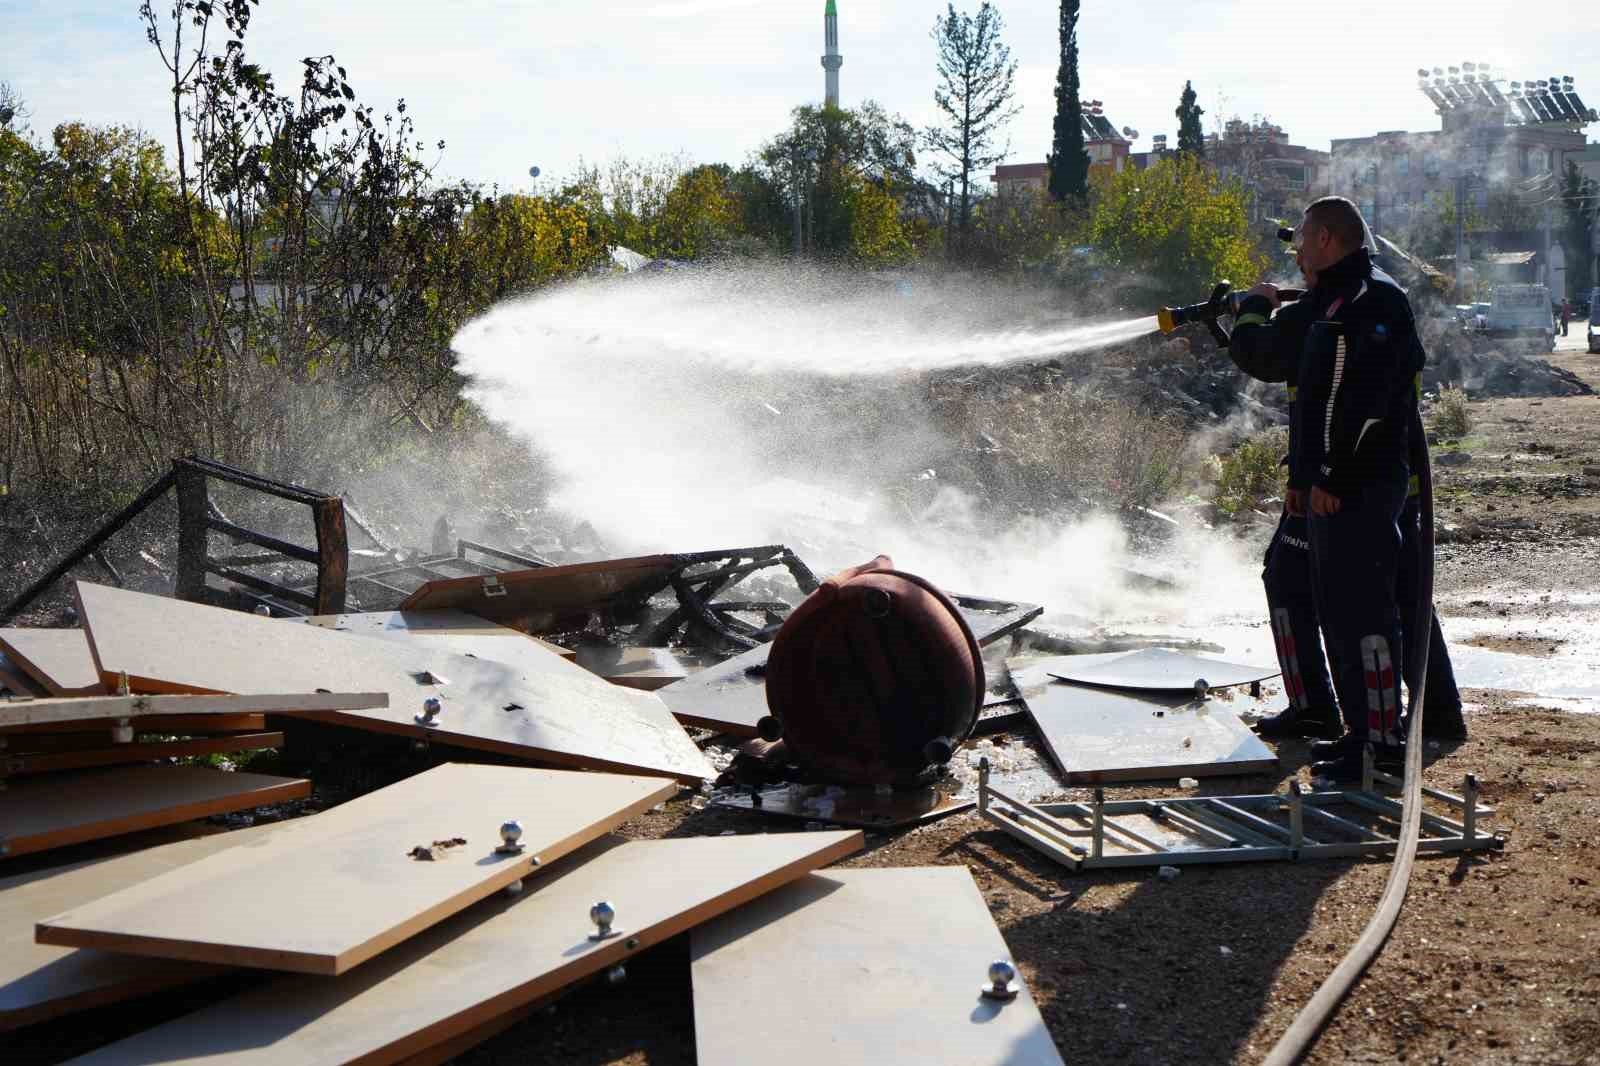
1299,196,1366,274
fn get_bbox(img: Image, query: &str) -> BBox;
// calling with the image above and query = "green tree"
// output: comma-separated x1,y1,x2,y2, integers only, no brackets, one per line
1176,81,1206,158
925,2,1019,236
1559,159,1597,296
1088,154,1264,304
757,101,916,258
1046,0,1087,201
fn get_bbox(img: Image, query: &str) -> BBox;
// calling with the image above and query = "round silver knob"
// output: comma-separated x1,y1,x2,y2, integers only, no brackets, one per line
253,605,271,617
982,959,1019,1001
588,901,621,940
416,697,443,725
495,819,526,854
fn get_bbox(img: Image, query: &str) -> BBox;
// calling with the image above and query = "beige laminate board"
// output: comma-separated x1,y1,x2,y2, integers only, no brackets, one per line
0,825,276,1030
0,653,47,697
575,645,696,691
656,641,770,736
65,830,864,1066
691,867,1066,1066
0,629,103,696
0,691,386,731
38,763,677,976
287,609,576,662
76,582,713,783
0,713,268,737
0,764,309,859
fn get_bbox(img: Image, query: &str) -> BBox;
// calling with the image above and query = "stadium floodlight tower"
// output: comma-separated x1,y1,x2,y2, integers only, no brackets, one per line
821,0,843,108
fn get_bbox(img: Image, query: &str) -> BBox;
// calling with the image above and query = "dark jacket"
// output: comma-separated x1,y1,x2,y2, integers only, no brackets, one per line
1228,293,1316,479
1237,249,1424,498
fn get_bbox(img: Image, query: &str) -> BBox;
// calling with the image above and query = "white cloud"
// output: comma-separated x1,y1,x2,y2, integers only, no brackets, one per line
1,0,1592,190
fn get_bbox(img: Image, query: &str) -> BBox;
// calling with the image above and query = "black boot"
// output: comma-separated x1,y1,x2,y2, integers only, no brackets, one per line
1311,739,1405,783
1253,705,1343,740
1422,701,1468,741
1309,730,1362,762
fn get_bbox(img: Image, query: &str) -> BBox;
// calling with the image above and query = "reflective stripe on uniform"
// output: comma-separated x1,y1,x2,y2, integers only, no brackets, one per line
1236,313,1268,329
1287,385,1298,401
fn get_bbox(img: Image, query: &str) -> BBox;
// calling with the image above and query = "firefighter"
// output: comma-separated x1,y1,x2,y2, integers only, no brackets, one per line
1229,251,1341,740
1235,243,1466,750
1281,197,1424,779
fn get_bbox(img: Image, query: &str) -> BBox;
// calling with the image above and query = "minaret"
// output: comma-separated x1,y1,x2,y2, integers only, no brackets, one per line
821,0,843,108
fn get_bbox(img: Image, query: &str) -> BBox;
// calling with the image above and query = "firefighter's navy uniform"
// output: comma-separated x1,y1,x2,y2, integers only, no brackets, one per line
1233,248,1455,769
1227,297,1341,737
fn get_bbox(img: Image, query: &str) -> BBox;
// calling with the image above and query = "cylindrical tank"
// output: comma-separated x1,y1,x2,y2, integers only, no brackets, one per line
759,556,983,786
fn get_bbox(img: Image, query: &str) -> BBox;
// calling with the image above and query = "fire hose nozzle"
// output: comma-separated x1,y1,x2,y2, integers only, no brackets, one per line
1158,281,1305,348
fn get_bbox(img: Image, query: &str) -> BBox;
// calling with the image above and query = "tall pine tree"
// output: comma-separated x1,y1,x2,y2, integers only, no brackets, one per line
1175,81,1206,158
1047,0,1088,201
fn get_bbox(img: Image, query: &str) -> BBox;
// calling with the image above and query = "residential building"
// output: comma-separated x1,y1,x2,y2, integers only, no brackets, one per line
989,100,1134,196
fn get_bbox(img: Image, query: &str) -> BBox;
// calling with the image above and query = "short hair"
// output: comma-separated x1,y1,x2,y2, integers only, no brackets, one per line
1304,196,1367,252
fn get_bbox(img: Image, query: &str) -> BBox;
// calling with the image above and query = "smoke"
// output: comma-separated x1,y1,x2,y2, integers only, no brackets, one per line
453,262,1264,627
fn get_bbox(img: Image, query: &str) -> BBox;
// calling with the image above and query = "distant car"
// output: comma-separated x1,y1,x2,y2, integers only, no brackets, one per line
1589,307,1600,354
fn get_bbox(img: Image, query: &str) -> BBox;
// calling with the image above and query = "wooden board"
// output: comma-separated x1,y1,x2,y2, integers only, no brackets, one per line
0,629,104,696
63,830,863,1066
0,713,268,737
656,640,770,736
76,582,713,784
1009,656,1278,784
398,554,678,634
0,690,387,731
287,609,576,662
37,763,677,975
0,653,47,697
575,645,696,691
0,764,309,859
3,732,282,776
691,866,1064,1066
1,826,273,1030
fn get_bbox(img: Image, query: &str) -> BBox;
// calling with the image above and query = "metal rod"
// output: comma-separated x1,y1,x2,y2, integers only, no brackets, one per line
1289,781,1305,854
1091,789,1105,860
1463,774,1478,842
1303,804,1390,842
456,539,553,569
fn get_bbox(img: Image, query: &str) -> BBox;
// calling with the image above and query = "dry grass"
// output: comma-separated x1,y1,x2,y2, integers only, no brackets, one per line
1433,385,1471,439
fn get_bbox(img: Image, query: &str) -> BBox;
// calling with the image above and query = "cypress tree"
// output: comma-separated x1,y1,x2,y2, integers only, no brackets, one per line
1176,81,1206,158
1046,0,1088,201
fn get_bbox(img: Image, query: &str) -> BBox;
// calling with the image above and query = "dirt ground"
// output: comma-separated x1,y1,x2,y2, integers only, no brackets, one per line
9,336,1600,1066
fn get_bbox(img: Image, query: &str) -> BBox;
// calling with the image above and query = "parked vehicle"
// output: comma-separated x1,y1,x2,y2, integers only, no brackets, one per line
1464,284,1555,351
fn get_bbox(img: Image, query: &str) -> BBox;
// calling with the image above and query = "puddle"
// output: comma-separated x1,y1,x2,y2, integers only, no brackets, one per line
1029,598,1600,715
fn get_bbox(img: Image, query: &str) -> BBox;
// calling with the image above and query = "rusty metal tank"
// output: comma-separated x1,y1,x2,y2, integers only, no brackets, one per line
757,556,983,786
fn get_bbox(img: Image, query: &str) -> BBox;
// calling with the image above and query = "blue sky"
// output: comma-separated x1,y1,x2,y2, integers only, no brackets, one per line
2,0,1594,191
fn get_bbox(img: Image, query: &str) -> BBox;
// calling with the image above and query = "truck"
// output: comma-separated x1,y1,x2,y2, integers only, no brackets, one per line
1463,283,1556,351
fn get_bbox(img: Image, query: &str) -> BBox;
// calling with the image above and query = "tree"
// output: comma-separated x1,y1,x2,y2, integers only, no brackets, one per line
1046,0,1088,201
924,2,1019,236
1560,159,1598,296
1176,81,1206,158
1088,154,1264,304
756,101,916,258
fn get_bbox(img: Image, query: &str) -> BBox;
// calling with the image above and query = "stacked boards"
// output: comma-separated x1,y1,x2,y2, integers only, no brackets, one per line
37,764,676,974
74,582,713,784
44,796,864,1064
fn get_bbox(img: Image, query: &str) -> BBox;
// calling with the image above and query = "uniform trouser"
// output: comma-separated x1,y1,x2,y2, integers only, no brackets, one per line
1396,495,1462,714
1308,469,1409,743
1262,512,1338,713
